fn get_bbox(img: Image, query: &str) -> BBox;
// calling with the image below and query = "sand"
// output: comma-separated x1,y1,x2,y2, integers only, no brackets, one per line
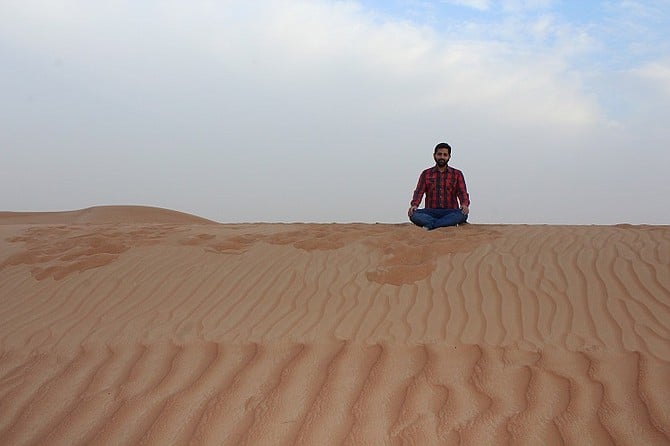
0,206,669,445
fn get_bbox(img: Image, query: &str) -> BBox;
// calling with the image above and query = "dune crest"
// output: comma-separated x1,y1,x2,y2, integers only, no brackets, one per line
1,215,669,445
0,205,217,225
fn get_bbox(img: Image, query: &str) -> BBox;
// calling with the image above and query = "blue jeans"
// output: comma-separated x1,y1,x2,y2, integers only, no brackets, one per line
410,208,467,230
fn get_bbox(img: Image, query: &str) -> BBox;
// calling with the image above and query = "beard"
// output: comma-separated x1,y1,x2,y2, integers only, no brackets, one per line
436,159,447,167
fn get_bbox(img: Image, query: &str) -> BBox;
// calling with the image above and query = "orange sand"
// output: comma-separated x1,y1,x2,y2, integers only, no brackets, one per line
0,206,669,445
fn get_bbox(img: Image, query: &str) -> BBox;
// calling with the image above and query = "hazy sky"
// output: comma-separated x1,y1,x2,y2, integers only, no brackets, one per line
2,0,669,224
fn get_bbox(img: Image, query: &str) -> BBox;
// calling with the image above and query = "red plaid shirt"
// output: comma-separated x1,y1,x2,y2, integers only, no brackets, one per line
411,166,470,209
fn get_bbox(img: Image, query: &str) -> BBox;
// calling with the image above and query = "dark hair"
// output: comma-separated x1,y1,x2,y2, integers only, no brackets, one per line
434,142,451,155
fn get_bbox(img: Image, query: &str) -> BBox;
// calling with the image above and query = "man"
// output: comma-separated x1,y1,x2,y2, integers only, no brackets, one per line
408,142,470,230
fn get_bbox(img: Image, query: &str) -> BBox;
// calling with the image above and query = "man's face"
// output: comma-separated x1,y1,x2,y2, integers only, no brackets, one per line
433,148,450,167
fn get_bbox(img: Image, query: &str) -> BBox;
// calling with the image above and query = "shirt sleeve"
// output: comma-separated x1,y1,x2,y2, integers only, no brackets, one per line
410,171,427,207
456,170,470,207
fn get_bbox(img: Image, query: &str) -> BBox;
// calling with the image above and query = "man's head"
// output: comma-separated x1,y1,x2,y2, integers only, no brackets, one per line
434,142,451,155
433,142,451,168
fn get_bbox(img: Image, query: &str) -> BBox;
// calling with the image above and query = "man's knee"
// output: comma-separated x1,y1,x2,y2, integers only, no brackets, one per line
410,211,431,227
409,214,423,226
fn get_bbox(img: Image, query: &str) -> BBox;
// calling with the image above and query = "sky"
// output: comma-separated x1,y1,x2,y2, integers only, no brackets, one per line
2,0,669,225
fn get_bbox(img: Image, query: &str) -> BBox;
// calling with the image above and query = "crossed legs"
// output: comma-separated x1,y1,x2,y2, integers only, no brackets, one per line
410,208,468,230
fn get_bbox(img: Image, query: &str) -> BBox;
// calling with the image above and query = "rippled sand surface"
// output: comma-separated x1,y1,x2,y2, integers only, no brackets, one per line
1,206,669,445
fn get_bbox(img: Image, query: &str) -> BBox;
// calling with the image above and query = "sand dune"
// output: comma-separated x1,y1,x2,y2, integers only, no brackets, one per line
1,206,669,445
0,205,217,225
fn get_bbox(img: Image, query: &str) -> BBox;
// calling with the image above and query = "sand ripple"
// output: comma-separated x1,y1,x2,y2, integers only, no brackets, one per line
1,343,669,445
1,210,669,444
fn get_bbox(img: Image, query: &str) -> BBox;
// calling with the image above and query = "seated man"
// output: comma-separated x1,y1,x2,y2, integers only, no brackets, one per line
408,142,470,230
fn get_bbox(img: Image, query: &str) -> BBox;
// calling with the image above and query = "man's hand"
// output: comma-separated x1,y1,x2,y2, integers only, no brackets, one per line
461,205,469,215
408,206,418,217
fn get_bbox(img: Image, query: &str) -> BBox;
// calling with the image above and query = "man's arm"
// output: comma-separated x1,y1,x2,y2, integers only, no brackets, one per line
410,171,427,207
408,171,427,216
457,170,470,214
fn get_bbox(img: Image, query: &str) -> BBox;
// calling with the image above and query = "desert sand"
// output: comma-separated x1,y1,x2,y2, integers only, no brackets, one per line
0,206,669,445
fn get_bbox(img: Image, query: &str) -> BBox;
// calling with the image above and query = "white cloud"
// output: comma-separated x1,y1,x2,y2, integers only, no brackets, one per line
633,60,670,96
7,0,597,128
501,0,553,13
442,0,492,11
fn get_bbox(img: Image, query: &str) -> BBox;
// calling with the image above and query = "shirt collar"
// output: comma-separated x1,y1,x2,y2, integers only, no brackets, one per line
431,165,450,173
